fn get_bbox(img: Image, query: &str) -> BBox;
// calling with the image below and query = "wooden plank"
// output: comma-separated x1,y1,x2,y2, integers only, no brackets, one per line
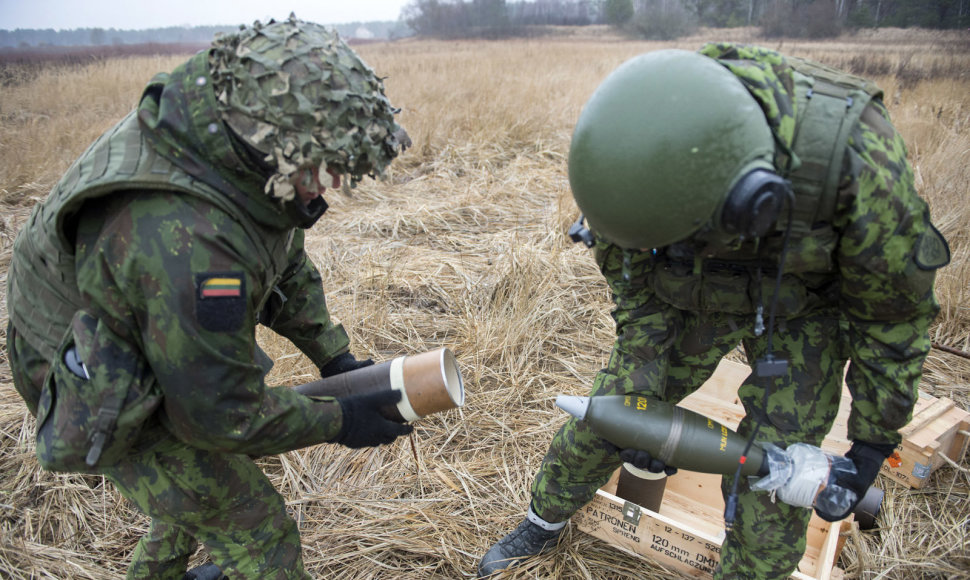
812,518,844,580
901,397,956,438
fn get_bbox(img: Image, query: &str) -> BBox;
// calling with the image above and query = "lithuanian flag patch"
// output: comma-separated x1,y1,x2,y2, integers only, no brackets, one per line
195,272,246,332
198,274,244,299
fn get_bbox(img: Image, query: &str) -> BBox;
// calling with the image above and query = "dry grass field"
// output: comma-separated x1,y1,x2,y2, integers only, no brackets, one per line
1,26,968,579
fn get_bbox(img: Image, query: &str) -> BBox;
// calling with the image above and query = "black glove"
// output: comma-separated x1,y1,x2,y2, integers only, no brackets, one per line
619,447,678,476
814,440,894,522
335,389,414,449
320,352,374,378
183,563,226,580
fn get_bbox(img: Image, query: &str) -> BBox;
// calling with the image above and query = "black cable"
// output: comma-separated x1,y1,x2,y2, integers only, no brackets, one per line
757,189,796,374
724,188,796,531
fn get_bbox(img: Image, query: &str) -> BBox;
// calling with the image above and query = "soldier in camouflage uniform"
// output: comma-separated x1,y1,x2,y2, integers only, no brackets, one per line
479,45,949,578
7,16,413,580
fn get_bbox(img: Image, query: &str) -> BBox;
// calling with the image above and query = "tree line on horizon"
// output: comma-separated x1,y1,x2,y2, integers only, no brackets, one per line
2,0,967,49
403,0,968,39
0,21,409,50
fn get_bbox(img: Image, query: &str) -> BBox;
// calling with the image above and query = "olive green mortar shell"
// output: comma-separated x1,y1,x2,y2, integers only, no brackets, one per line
556,394,766,477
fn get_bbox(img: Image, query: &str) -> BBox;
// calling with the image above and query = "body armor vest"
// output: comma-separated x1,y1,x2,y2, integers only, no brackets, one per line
647,57,882,316
8,111,292,360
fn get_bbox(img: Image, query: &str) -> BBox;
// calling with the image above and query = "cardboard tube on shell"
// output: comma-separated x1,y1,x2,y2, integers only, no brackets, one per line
293,348,464,422
398,348,464,420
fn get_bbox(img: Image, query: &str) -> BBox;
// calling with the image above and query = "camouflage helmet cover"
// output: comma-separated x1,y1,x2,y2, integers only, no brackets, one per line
210,14,408,201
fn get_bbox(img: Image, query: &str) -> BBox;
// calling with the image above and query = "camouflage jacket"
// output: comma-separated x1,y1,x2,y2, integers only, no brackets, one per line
8,50,352,456
595,44,947,445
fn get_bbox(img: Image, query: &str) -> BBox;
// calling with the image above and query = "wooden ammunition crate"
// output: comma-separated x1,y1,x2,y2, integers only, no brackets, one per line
573,359,969,577
573,469,851,579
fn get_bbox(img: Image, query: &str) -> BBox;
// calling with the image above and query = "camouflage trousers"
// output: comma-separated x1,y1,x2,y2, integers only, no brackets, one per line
102,439,309,580
7,323,308,580
530,309,846,580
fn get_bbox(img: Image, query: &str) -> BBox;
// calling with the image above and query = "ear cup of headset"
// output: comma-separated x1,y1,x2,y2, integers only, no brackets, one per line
721,169,790,239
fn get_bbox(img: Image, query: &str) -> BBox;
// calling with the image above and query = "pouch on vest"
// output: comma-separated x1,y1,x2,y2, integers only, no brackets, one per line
35,310,161,473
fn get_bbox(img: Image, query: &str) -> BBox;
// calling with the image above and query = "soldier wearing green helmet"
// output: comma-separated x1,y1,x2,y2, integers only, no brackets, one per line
479,44,949,579
7,15,411,580
570,48,780,251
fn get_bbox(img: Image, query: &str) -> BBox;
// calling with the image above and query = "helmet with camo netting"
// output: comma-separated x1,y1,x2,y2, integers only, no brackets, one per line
210,14,409,201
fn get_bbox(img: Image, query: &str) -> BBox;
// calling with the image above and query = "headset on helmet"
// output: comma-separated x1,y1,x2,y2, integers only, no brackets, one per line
722,168,791,240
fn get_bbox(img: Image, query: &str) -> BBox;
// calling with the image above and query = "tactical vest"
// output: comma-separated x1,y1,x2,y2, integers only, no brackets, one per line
647,57,883,316
8,111,293,360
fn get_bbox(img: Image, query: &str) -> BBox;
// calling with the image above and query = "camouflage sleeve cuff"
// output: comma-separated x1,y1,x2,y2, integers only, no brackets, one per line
302,326,351,372
845,412,904,448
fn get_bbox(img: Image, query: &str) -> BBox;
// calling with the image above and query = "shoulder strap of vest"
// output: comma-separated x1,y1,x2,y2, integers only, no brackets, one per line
785,56,881,231
63,112,281,272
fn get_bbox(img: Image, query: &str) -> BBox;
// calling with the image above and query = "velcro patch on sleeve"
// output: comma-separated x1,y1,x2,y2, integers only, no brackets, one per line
914,222,950,271
195,272,246,332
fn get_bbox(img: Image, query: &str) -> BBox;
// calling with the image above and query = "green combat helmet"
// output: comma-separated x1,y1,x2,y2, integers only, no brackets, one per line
568,49,777,250
210,14,409,202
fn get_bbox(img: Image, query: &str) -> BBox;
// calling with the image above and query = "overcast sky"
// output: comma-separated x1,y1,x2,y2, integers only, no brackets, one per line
0,0,411,30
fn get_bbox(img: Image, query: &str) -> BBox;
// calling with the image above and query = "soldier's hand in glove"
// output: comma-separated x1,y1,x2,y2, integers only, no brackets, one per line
814,440,894,522
320,352,374,378
619,447,678,476
335,389,413,448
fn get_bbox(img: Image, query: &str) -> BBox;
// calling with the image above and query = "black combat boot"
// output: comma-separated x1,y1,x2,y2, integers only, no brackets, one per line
477,512,565,578
183,562,227,580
